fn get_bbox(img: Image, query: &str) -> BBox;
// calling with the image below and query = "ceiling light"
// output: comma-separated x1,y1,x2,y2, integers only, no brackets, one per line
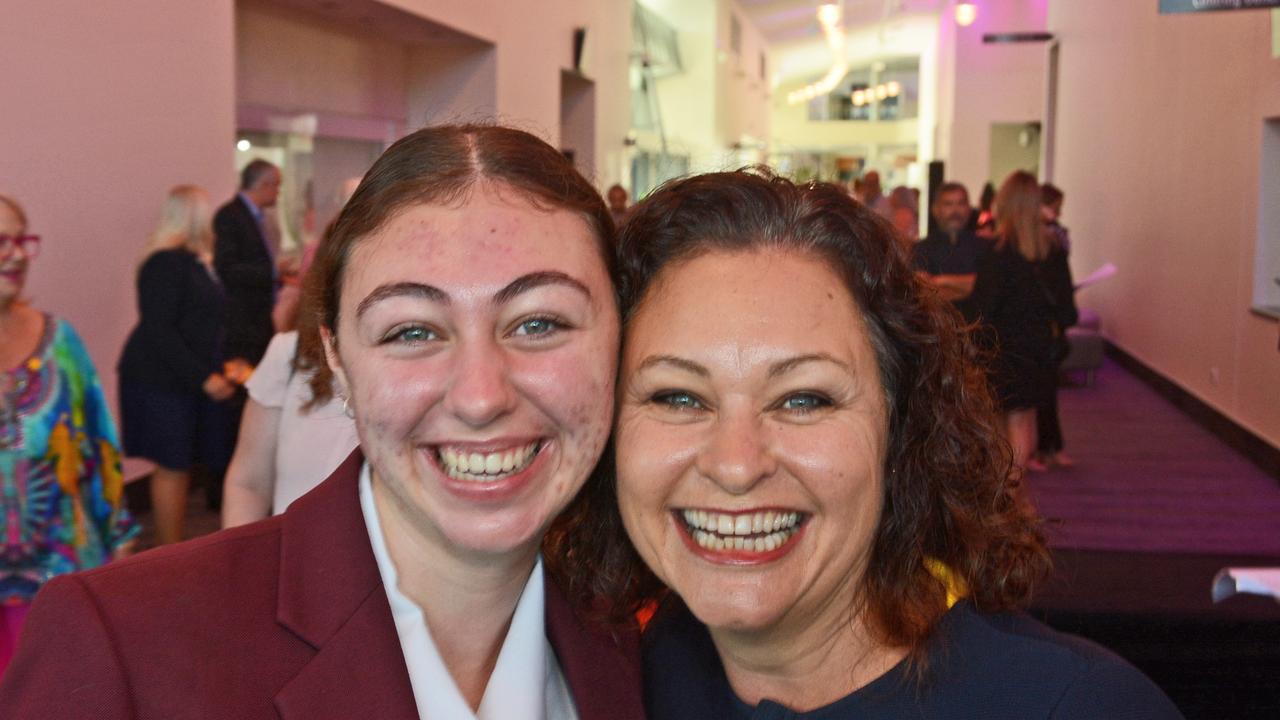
787,4,849,104
956,3,978,27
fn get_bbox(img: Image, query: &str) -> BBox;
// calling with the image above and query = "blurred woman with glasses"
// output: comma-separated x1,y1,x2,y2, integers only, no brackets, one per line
0,193,138,674
117,185,240,546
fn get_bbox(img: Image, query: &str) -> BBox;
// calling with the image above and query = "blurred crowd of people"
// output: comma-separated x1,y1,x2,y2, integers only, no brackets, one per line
865,169,1080,490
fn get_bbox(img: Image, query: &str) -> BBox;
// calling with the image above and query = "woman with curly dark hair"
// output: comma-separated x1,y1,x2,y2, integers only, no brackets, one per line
600,169,1179,718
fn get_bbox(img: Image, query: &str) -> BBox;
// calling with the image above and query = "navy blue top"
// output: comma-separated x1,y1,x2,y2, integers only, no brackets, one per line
912,229,985,276
643,598,1183,719
118,248,226,392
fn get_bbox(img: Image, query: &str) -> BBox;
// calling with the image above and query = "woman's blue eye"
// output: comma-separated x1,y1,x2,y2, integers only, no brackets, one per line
654,391,703,410
392,326,436,343
514,317,560,337
781,393,831,413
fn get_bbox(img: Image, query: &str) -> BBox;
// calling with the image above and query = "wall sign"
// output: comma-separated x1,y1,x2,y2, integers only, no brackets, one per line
1160,0,1280,13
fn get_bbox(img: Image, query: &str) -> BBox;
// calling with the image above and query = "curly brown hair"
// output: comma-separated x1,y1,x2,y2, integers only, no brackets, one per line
562,168,1049,656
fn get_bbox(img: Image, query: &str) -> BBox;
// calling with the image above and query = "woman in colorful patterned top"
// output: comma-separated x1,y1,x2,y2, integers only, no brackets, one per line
0,193,138,673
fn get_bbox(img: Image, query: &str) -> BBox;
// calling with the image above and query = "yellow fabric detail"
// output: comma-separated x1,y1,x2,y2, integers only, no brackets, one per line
47,415,88,547
99,439,124,507
924,558,967,608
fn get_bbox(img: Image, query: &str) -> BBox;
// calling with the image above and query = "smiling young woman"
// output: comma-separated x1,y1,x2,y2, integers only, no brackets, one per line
0,127,643,720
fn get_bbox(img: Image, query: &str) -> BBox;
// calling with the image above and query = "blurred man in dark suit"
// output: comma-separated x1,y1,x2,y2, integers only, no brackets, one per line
214,159,281,366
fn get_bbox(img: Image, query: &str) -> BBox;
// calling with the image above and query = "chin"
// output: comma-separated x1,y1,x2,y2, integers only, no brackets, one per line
437,510,550,557
681,586,787,636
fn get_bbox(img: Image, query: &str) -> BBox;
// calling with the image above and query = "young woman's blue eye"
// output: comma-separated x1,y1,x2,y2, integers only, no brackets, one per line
513,317,561,337
387,325,437,343
781,393,831,413
653,391,704,411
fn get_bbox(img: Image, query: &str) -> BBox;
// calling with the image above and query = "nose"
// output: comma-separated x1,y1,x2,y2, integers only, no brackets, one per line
695,401,777,495
443,335,518,428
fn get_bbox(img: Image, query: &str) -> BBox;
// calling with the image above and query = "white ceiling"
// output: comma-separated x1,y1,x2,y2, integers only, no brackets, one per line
737,0,943,47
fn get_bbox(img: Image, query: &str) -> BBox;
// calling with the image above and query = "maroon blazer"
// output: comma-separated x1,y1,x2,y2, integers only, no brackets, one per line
0,451,645,719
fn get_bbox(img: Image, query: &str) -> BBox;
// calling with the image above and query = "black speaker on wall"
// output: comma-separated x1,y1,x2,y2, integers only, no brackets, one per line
573,28,586,72
926,160,945,238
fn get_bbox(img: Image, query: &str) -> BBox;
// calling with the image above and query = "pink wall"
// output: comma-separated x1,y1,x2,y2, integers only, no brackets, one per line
1049,1,1280,447
942,0,1049,195
0,0,236,415
237,1,411,126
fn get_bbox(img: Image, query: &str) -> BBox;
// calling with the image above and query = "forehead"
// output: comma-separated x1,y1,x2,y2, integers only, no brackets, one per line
0,204,21,231
342,187,607,301
627,249,873,369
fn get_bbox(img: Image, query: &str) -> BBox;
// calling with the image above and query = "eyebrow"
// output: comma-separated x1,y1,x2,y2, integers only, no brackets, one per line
635,354,710,378
355,282,448,319
354,271,592,320
767,353,851,379
493,270,592,305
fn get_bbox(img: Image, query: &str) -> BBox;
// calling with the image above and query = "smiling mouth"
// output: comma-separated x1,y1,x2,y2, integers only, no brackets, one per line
677,508,809,554
435,440,543,483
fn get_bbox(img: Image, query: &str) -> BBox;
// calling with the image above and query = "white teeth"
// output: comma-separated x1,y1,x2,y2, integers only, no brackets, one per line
717,515,734,535
682,510,802,535
682,508,805,553
438,441,540,482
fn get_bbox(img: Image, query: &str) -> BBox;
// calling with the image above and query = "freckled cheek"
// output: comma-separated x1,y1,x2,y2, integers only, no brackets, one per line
513,355,616,438
349,362,448,445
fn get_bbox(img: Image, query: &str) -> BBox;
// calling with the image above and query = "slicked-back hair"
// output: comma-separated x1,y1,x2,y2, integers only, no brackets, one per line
296,123,616,406
573,168,1048,666
240,159,279,191
933,181,970,205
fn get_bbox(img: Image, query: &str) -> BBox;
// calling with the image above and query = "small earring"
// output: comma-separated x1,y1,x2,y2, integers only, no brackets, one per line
341,396,355,419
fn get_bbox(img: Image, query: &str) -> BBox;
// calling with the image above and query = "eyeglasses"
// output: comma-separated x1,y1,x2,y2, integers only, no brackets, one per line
0,234,40,260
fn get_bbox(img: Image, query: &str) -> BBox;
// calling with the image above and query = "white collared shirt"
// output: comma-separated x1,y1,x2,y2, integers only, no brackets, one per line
359,464,578,720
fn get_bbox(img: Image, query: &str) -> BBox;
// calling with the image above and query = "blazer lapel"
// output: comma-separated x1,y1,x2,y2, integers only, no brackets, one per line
272,450,419,720
545,581,646,720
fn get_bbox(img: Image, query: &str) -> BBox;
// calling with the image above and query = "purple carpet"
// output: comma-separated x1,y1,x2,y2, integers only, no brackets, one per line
1029,358,1280,556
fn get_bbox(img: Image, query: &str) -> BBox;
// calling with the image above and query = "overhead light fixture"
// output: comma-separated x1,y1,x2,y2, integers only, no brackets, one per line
236,139,251,152
787,3,849,105
955,3,978,27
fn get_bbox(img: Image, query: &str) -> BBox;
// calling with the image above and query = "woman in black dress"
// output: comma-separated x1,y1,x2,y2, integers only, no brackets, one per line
118,185,236,545
971,170,1073,476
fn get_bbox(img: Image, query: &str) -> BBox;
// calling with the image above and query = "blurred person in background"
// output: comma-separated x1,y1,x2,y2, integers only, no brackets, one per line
0,193,138,673
215,160,282,366
220,321,357,525
607,183,631,228
860,170,891,217
974,181,997,234
1031,183,1078,471
914,182,984,321
971,171,1075,485
118,186,237,545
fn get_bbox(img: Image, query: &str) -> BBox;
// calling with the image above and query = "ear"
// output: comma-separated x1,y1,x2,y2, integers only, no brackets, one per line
321,325,351,400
